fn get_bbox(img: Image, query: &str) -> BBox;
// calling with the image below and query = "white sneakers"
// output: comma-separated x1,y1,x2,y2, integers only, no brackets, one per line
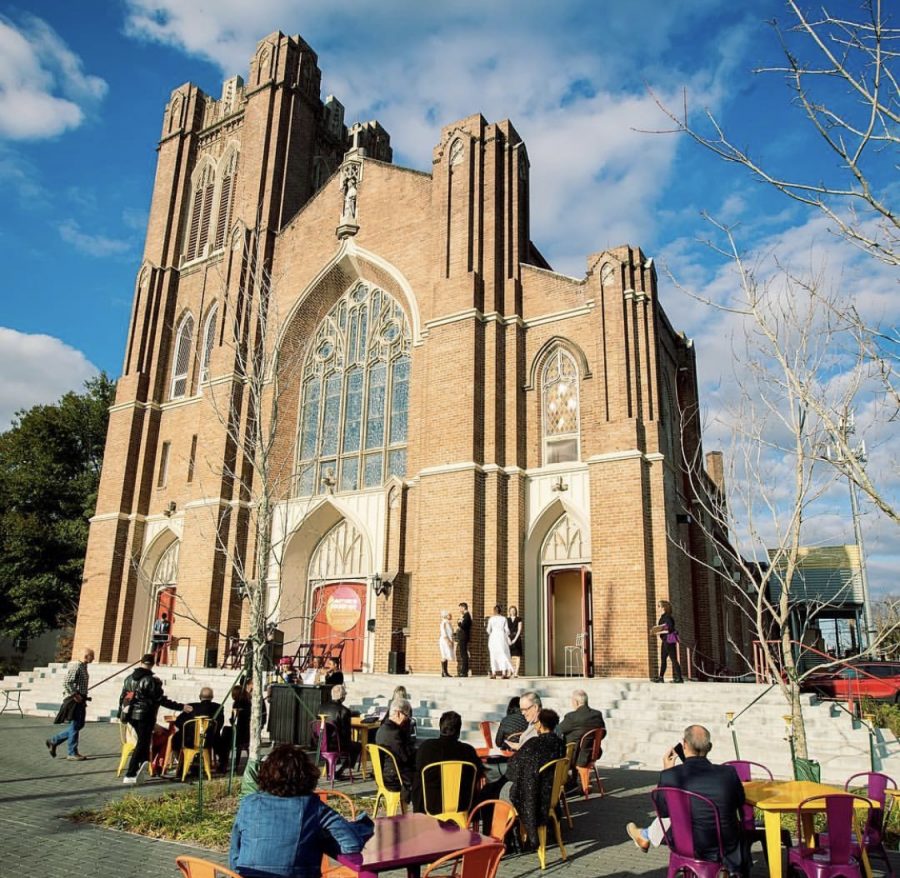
123,761,149,785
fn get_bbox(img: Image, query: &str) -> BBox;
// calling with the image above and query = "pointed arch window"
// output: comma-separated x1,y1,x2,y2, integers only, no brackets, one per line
541,347,580,464
200,303,218,384
170,313,194,399
296,282,410,496
214,151,238,251
185,162,216,262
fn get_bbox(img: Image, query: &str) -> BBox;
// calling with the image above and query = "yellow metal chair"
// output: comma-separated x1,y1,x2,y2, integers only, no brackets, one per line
559,741,575,829
315,790,357,878
534,757,569,870
468,799,518,843
175,855,242,878
367,743,407,817
420,760,478,828
116,720,137,777
180,717,213,781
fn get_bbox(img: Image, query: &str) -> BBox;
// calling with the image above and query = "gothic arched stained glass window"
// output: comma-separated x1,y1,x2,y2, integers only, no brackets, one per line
296,282,410,495
541,347,580,464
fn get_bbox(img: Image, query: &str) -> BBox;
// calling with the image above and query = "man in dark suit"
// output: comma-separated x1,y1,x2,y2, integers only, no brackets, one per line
557,689,606,767
171,686,222,754
319,683,361,776
626,725,747,875
412,710,483,813
456,602,472,677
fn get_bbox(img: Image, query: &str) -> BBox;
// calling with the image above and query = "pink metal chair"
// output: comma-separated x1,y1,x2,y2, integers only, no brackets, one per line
840,772,896,877
310,720,353,788
723,759,791,855
651,786,736,878
788,794,872,878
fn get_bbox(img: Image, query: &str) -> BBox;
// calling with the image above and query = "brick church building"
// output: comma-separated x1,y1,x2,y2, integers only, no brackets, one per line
73,32,743,678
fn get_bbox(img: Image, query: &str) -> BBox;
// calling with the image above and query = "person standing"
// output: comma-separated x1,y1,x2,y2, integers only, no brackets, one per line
651,599,684,683
119,653,190,784
438,610,454,677
46,647,94,761
150,612,170,658
456,602,472,677
507,606,523,677
486,605,514,679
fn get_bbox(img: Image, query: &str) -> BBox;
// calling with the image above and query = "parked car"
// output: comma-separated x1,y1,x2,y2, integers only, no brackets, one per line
801,661,900,702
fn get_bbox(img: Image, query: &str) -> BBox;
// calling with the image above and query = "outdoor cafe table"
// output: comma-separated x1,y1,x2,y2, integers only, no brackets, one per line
336,812,489,877
743,779,877,878
351,716,381,780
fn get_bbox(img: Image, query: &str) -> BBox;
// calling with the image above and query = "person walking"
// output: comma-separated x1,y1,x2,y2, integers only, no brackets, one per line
46,647,95,761
651,599,684,683
438,610,454,677
507,606,523,677
118,653,190,784
456,602,472,677
486,605,514,679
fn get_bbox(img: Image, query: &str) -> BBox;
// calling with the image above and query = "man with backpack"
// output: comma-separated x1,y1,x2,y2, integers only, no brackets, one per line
118,653,190,784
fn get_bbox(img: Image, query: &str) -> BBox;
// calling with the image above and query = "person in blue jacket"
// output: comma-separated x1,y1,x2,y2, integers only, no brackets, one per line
229,744,373,878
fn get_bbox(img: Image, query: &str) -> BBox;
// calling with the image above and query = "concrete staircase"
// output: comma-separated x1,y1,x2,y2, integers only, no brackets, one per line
5,663,899,784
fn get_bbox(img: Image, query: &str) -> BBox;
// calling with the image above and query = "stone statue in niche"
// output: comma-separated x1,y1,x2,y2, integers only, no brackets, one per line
340,161,362,224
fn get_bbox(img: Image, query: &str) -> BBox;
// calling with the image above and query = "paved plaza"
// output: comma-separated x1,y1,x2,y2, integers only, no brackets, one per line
1,715,895,877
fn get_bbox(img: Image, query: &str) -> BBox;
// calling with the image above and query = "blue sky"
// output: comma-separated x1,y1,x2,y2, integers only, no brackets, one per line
0,1,896,600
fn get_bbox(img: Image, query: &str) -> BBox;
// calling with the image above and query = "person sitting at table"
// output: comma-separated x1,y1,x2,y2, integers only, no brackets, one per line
229,743,373,877
378,685,417,739
495,696,528,749
412,710,483,813
625,724,748,876
171,687,222,765
505,690,542,751
502,708,567,848
323,657,344,686
319,684,361,778
374,696,416,800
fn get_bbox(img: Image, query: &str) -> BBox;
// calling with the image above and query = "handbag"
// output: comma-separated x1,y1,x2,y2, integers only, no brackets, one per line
665,631,680,645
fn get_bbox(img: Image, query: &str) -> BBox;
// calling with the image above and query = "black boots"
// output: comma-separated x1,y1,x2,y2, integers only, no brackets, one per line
441,661,450,677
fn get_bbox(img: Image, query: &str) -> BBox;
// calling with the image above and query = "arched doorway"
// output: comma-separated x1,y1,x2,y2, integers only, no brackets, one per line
542,514,592,676
149,540,179,665
307,520,368,671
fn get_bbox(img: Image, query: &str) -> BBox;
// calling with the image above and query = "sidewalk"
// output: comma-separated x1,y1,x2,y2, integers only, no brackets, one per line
0,715,889,877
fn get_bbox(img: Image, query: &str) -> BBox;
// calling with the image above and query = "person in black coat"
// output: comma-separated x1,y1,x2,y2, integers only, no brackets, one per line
319,684,361,776
626,725,748,876
557,689,606,767
171,686,222,753
651,599,684,683
118,654,188,783
412,711,483,813
456,603,472,677
323,657,344,686
374,697,416,799
495,696,528,749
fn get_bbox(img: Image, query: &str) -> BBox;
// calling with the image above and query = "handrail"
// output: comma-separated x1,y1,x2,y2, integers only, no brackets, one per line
162,636,192,672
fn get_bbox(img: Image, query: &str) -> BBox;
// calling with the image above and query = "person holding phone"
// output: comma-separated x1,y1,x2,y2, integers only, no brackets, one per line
624,725,747,875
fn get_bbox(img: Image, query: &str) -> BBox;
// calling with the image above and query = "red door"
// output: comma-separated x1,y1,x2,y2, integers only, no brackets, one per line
311,582,367,671
154,587,176,665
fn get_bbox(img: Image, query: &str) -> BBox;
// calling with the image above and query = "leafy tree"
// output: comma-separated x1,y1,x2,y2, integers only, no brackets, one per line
0,374,115,639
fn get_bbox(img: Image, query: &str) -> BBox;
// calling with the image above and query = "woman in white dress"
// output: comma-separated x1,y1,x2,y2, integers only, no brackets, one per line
438,611,455,677
485,605,515,679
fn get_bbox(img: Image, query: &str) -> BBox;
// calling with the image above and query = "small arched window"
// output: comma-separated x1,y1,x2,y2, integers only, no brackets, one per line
170,313,195,399
199,303,218,384
214,152,238,251
185,163,215,262
541,347,580,464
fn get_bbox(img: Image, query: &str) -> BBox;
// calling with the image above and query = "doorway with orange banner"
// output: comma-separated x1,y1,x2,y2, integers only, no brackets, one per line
311,582,367,671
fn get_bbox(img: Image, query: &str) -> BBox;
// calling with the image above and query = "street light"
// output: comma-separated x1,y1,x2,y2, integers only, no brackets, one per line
828,412,874,652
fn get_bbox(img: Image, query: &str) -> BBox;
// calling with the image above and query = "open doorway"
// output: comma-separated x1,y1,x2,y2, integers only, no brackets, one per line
547,566,593,676
310,581,367,671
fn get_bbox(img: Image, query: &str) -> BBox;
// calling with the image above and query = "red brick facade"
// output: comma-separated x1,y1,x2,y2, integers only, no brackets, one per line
73,31,742,677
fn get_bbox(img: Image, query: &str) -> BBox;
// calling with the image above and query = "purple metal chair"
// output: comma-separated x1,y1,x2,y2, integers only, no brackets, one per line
723,760,792,854
309,720,353,788
788,794,872,878
840,772,896,878
651,786,732,878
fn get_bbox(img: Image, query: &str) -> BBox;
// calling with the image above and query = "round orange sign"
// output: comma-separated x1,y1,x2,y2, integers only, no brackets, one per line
325,586,362,633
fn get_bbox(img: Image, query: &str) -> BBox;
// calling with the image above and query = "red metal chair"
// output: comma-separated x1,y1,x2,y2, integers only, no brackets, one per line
479,720,494,749
575,727,606,798
651,786,735,878
310,720,354,787
788,794,872,878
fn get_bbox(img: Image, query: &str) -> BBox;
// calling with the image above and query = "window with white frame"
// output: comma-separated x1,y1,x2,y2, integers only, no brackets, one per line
541,347,580,464
199,303,218,384
296,281,410,496
170,313,194,399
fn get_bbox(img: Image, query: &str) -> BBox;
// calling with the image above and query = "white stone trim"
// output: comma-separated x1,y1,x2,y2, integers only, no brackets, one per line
89,512,132,524
423,302,596,334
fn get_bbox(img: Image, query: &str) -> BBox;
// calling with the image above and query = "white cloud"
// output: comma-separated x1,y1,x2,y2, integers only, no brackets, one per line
0,14,107,140
58,219,131,257
0,328,99,427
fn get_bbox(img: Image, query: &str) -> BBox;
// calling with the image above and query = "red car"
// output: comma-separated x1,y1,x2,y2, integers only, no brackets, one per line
802,661,900,702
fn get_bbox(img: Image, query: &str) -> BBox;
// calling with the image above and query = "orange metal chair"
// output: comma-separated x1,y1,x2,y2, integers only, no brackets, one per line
315,790,357,878
422,842,505,878
575,727,606,798
468,799,518,843
175,855,242,878
480,720,494,749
